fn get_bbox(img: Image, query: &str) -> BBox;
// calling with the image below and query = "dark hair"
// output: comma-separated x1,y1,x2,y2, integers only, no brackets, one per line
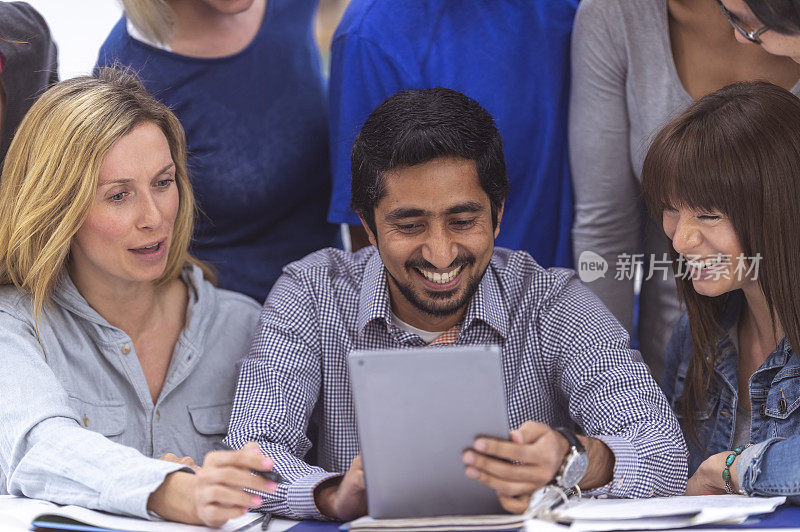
350,87,509,234
744,0,800,34
641,81,800,443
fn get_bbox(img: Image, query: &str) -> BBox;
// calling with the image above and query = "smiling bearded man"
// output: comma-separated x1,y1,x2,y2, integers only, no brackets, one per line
225,87,688,521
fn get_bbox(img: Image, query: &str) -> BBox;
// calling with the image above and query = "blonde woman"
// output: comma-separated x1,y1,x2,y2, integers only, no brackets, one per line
0,68,276,526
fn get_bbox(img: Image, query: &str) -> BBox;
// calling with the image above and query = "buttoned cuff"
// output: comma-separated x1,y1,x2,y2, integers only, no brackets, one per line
286,470,343,520
584,435,638,498
738,438,783,496
100,459,191,519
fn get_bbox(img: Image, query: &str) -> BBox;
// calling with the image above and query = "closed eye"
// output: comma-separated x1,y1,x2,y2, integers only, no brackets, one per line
451,218,477,229
395,223,422,233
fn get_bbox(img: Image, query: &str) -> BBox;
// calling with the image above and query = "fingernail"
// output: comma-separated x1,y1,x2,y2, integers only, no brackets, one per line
262,457,273,469
252,496,263,506
465,467,479,479
266,481,278,492
242,507,249,514
250,446,263,455
462,452,474,465
474,439,487,451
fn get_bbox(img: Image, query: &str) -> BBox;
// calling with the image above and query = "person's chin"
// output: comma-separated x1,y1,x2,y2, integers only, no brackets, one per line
691,279,731,298
125,262,169,284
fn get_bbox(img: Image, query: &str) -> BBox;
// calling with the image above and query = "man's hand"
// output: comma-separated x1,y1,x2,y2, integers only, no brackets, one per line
158,453,199,471
314,454,367,521
462,421,614,514
461,421,569,513
686,451,736,496
148,442,278,527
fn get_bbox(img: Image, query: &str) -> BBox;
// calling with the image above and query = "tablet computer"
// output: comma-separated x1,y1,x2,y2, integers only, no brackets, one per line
348,345,509,518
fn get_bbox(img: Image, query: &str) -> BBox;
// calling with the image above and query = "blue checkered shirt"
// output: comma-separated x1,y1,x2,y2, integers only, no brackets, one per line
226,247,687,519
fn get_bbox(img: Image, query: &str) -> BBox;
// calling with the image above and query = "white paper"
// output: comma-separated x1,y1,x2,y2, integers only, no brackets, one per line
553,494,785,521
0,495,297,531
569,514,702,532
523,517,570,531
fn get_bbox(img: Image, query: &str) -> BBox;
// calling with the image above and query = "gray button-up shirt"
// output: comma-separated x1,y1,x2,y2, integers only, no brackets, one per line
0,265,260,518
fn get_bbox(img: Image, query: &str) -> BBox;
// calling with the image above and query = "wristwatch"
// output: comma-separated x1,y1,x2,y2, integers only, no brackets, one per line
552,426,589,490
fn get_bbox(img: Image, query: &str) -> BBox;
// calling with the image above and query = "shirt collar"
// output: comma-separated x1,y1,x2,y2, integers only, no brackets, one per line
356,251,509,339
462,258,509,339
357,251,392,335
52,264,207,336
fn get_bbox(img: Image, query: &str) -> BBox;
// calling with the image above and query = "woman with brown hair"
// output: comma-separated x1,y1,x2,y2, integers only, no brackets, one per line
570,0,800,379
641,80,800,500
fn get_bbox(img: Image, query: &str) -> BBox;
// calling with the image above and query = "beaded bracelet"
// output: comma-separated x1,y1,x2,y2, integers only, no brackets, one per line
722,445,746,494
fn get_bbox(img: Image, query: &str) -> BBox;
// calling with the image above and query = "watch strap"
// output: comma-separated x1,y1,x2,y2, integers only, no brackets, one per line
553,426,585,453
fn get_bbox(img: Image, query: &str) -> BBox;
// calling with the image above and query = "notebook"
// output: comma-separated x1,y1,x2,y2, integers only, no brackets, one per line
0,495,268,532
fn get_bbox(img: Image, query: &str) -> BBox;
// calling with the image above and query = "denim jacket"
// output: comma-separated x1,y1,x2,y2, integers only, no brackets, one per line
663,291,800,503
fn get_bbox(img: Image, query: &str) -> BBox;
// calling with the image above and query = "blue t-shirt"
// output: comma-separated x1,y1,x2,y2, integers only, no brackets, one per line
97,0,338,302
328,0,578,268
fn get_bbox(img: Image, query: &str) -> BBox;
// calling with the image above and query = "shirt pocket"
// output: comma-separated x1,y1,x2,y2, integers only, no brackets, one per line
762,370,800,438
67,396,126,440
188,402,232,458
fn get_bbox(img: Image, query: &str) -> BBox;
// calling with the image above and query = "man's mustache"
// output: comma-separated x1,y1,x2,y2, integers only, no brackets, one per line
405,253,476,271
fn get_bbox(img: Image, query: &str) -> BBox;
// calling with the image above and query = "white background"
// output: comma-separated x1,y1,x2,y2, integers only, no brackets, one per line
24,0,123,79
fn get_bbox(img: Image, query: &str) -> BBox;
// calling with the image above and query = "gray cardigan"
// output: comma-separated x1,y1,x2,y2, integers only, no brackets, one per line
0,264,260,518
569,0,800,377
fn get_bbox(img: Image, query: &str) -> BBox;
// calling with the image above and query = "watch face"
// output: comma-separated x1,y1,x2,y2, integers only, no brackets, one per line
562,452,590,488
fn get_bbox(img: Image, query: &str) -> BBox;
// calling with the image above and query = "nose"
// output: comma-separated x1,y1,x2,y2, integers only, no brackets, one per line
671,215,702,255
136,191,164,230
421,222,458,269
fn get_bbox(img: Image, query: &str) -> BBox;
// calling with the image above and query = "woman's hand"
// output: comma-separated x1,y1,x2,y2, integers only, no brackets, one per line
148,442,278,526
686,451,738,496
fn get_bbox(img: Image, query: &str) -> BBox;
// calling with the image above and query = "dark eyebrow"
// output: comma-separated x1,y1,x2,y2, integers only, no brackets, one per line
445,201,483,215
98,163,175,187
385,207,429,221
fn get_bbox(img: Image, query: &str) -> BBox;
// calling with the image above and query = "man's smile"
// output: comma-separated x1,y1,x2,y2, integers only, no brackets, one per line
414,264,463,288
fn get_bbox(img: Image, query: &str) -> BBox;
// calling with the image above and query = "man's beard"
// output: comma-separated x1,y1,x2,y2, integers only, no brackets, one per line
385,252,486,318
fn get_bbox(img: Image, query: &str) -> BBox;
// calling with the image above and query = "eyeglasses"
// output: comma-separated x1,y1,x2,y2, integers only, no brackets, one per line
716,0,769,43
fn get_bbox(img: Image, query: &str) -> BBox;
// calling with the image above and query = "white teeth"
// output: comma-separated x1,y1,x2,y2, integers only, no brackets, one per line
419,265,462,284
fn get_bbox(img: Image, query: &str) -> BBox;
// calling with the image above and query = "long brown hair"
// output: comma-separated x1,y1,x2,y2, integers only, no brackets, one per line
641,81,800,442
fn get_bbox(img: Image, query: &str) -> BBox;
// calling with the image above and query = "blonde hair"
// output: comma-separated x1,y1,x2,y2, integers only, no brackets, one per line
0,67,212,333
121,0,174,46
